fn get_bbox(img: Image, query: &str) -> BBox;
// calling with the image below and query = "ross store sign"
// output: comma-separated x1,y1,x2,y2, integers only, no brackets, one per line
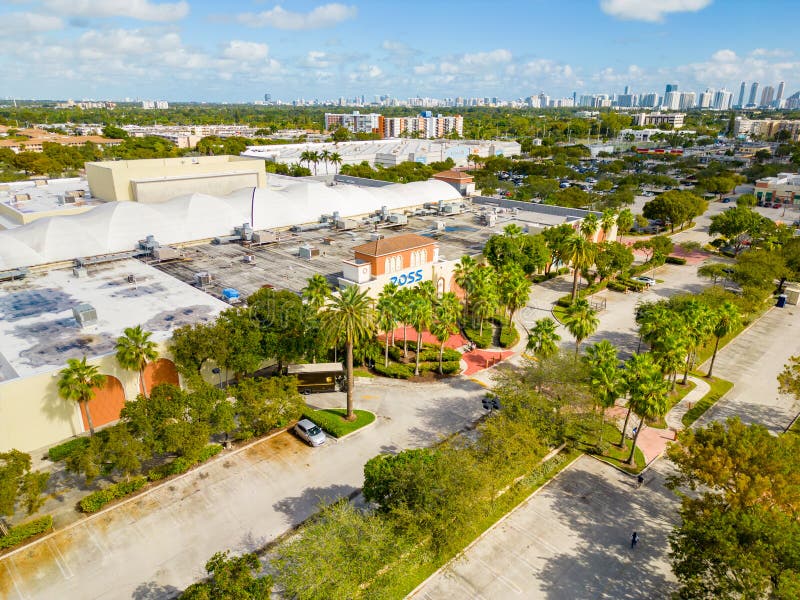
390,269,424,287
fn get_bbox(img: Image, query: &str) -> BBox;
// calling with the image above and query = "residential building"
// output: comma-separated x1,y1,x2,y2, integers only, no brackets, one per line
324,111,382,135
0,125,122,153
639,93,660,108
754,172,800,205
141,100,169,109
663,91,681,110
679,92,696,110
381,113,463,139
761,86,775,107
665,83,678,95
733,117,800,141
737,81,746,108
712,89,733,111
776,81,785,108
615,93,638,107
748,82,760,106
699,89,715,109
632,112,685,129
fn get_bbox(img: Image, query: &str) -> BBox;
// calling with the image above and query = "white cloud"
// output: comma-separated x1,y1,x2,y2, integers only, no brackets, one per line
238,3,357,30
600,0,712,22
711,49,737,62
42,0,189,21
303,50,331,68
3,12,63,32
461,48,512,66
222,40,270,62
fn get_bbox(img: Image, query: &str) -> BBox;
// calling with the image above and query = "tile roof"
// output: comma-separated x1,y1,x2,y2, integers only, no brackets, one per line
352,233,435,257
433,170,474,182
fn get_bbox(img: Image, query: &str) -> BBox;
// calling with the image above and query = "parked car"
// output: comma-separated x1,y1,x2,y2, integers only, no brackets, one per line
722,197,733,203
632,276,656,286
294,419,327,446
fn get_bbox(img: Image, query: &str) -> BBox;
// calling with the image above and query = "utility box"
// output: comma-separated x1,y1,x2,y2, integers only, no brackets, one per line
388,213,407,225
299,244,320,260
73,266,88,278
73,303,97,327
194,272,213,287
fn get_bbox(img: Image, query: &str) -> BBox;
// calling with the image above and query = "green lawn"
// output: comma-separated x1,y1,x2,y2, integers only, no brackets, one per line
576,422,646,474
302,408,375,438
681,375,734,428
552,304,568,323
648,379,696,428
352,368,375,378
787,417,800,435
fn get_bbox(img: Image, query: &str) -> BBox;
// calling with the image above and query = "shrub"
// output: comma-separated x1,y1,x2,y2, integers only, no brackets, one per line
387,345,403,362
198,443,222,462
665,256,687,265
302,409,375,438
418,348,461,362
439,361,462,375
607,281,628,292
0,515,53,550
556,294,573,308
47,437,89,462
147,444,222,480
495,316,519,348
462,323,493,349
373,362,413,379
79,476,147,513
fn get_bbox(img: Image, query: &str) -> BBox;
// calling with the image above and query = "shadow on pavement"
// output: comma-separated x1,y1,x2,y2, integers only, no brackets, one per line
131,581,180,600
272,483,357,520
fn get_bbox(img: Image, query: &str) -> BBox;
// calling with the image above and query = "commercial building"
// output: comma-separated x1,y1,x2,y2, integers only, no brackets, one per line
754,172,800,205
85,155,268,203
0,177,101,227
0,125,122,153
432,170,476,196
733,117,800,141
142,100,169,109
632,112,685,129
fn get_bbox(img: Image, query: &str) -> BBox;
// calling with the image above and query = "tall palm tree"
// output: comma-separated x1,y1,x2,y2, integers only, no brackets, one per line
561,234,596,301
115,325,158,396
376,289,398,368
454,255,478,312
415,280,438,305
616,209,634,235
320,286,375,420
58,356,107,435
503,223,524,238
299,150,314,173
526,318,561,358
499,266,530,323
707,301,740,377
650,325,689,390
580,213,600,240
431,293,462,374
302,274,330,312
320,149,331,174
562,298,599,355
626,365,670,464
635,301,670,353
678,301,714,384
329,152,343,174
600,209,617,238
583,340,622,443
470,267,499,337
408,292,434,375
395,287,413,357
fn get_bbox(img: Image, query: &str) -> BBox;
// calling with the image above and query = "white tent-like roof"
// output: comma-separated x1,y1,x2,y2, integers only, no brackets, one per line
0,178,460,270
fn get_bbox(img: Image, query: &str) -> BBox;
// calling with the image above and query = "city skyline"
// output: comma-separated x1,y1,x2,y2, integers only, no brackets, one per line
1,0,799,102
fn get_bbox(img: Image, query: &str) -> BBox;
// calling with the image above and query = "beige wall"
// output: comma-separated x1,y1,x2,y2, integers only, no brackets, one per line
0,201,96,226
86,156,268,202
132,172,261,204
340,259,460,299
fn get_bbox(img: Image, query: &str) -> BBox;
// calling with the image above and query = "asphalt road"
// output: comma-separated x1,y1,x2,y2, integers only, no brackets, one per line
0,379,485,600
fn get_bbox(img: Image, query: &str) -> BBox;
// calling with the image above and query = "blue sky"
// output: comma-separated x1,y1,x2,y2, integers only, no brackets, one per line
1,0,798,102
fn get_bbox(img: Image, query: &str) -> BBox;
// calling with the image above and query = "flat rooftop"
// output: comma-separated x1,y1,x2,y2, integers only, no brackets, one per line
0,177,101,228
0,259,228,381
151,203,531,298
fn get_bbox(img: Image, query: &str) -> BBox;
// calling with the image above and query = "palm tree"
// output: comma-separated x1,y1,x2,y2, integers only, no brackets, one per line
415,280,438,305
620,352,660,447
561,234,596,301
678,300,714,384
562,299,599,355
58,356,107,435
115,325,158,396
395,287,413,357
503,223,524,238
499,267,530,323
431,293,462,374
600,209,617,238
320,149,331,174
707,301,740,378
454,255,478,312
626,366,670,464
302,274,330,312
635,301,670,353
320,286,375,420
584,340,622,443
299,150,314,173
580,213,600,240
650,326,689,390
526,318,561,358
329,152,343,174
408,292,434,375
616,209,634,235
470,267,498,337
376,289,398,368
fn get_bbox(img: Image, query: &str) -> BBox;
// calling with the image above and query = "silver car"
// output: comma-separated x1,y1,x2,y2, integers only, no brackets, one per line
294,418,327,447
632,276,656,286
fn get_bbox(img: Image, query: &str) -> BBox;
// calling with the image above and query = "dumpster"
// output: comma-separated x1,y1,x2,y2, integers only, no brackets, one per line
777,294,787,308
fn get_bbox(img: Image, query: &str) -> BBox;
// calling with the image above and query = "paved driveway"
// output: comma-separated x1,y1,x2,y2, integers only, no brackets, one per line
410,455,679,600
0,379,485,600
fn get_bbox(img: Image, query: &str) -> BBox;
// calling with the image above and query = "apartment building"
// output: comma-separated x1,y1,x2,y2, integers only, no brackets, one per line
632,112,685,129
325,111,463,139
324,111,382,135
733,117,800,141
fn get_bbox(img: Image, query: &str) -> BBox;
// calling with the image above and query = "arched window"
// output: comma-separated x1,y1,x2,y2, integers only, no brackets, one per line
394,255,403,271
385,258,391,273
420,249,427,264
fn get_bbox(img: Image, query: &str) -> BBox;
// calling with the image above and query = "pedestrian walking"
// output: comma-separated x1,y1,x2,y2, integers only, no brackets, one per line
630,531,639,549
636,474,644,488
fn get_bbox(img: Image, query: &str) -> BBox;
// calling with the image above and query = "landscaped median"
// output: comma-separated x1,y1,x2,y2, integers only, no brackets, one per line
0,515,53,553
682,375,734,428
302,408,376,438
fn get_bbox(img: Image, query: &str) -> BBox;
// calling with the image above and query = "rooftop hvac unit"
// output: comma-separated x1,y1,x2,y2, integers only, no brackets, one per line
298,244,320,260
235,223,253,242
138,235,160,251
73,266,88,278
252,231,276,244
73,303,97,327
388,213,407,225
194,272,213,287
243,254,255,263
370,232,385,241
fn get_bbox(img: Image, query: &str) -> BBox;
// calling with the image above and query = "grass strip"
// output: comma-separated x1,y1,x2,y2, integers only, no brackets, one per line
302,408,375,438
682,376,734,428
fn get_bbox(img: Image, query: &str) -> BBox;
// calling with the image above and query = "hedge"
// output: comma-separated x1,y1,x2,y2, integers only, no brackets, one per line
418,347,461,362
607,281,628,292
462,323,493,349
0,515,53,550
373,360,462,379
302,409,376,438
665,255,687,265
147,444,223,481
495,316,519,348
79,476,148,513
48,437,89,462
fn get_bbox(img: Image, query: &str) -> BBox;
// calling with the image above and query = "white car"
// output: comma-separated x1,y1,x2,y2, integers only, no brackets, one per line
632,276,656,286
294,419,327,446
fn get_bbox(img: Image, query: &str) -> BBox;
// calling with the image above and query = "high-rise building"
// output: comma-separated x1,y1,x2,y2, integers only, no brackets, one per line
664,90,681,110
264,93,271,103
699,89,715,109
615,94,638,107
639,93,660,108
737,81,746,108
679,92,696,110
665,83,678,95
713,89,733,111
761,86,775,108
776,81,785,107
748,82,760,106
624,85,630,95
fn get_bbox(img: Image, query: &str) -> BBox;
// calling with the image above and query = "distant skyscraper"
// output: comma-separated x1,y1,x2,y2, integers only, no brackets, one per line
776,81,785,107
264,93,271,103
748,82,759,106
737,81,746,108
713,89,733,111
665,83,678,95
679,92,696,110
761,86,775,107
664,90,681,110
624,85,630,95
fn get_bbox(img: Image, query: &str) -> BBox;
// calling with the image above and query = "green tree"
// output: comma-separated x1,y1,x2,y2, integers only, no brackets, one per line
697,263,730,286
580,213,600,239
302,274,330,312
431,292,462,374
562,299,599,355
626,357,669,463
561,234,597,301
736,193,757,207
181,551,272,600
498,266,530,322
0,450,49,519
594,241,634,281
395,287,413,357
616,208,634,234
583,340,622,444
469,266,499,336
115,325,158,397
216,308,263,378
58,356,107,435
526,317,561,358
232,377,304,440
709,206,769,254
542,223,575,274
169,322,223,376
376,283,399,368
453,255,478,311
707,302,741,377
320,286,375,420
408,291,434,375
